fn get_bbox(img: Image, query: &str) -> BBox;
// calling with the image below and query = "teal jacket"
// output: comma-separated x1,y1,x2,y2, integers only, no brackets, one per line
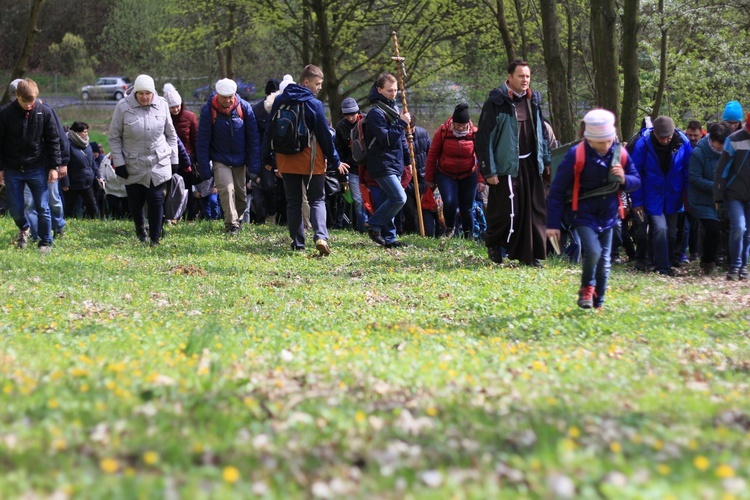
475,82,550,179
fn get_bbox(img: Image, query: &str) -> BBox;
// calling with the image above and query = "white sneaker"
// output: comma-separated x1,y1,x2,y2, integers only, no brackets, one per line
38,244,52,255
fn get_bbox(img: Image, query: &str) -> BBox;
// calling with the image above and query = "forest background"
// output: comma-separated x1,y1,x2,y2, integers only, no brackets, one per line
1,0,750,144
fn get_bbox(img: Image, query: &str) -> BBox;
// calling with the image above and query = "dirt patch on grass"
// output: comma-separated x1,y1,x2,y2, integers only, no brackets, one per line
169,265,208,277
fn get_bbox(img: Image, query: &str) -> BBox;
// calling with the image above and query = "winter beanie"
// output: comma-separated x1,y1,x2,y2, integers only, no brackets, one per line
215,79,237,97
133,75,156,94
722,101,743,122
279,74,295,92
8,78,23,99
452,103,471,124
164,89,182,107
583,109,616,141
264,78,280,96
652,116,675,138
341,97,359,114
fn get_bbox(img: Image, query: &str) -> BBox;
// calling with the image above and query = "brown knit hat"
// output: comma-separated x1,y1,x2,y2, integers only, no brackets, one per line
652,116,675,138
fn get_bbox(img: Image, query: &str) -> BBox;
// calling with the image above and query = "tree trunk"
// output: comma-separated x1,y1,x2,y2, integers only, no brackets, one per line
513,0,529,60
310,0,342,122
539,0,575,143
1,0,46,106
650,0,667,120
620,0,640,139
565,1,574,122
485,0,516,64
226,8,235,79
590,0,621,136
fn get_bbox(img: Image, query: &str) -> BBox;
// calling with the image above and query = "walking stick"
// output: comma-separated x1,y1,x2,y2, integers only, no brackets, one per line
391,31,425,237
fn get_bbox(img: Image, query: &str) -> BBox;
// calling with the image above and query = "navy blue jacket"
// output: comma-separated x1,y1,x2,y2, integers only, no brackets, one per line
630,128,692,216
60,137,99,191
0,99,61,172
547,142,640,232
261,84,340,170
196,94,261,179
364,85,410,179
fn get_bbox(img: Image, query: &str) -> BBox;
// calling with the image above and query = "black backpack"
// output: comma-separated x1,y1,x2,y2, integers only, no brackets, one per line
270,101,309,155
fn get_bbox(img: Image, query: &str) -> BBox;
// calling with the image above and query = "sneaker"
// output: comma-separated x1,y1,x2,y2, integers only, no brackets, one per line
740,266,748,280
15,228,31,249
680,253,689,264
487,246,503,264
385,241,408,249
226,226,240,236
612,256,623,265
368,229,386,246
577,286,596,309
53,227,65,239
315,239,330,256
727,268,740,281
38,244,52,255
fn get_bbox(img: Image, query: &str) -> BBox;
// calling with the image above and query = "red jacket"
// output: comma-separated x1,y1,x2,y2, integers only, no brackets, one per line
170,106,199,157
425,118,478,183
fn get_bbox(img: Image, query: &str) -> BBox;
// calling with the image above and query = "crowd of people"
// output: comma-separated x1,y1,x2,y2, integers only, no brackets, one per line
1,61,748,308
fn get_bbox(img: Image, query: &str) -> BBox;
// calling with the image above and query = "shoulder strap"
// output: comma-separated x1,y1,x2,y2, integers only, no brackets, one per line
211,103,244,125
571,143,586,211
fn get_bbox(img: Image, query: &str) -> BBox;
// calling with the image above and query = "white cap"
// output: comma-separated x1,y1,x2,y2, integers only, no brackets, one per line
215,78,237,97
279,74,295,92
9,78,23,98
133,75,156,94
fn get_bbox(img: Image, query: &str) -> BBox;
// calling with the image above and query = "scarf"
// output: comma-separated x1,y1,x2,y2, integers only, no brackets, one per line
68,129,89,149
373,100,401,123
212,94,239,116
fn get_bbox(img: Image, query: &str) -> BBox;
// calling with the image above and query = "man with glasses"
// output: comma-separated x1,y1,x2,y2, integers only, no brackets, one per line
0,79,62,252
630,116,693,275
722,101,744,134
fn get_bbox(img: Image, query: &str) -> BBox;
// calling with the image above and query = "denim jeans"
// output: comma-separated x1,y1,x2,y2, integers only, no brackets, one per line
369,174,406,244
24,181,66,239
282,173,327,249
650,213,679,274
126,181,165,243
348,172,367,232
576,225,613,307
5,167,52,246
726,198,750,269
435,170,477,236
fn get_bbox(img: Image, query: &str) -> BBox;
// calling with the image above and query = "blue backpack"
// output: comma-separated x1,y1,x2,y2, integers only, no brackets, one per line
270,101,309,155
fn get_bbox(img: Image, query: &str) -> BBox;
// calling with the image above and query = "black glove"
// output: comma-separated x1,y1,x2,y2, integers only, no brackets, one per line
115,166,129,179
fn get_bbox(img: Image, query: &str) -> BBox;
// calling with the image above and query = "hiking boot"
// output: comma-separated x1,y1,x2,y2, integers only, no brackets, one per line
53,227,65,239
368,229,386,246
315,239,330,256
385,240,408,249
487,246,503,264
137,227,148,243
149,240,160,247
740,266,748,280
15,228,30,249
38,244,52,255
226,226,240,236
727,267,740,281
577,286,595,309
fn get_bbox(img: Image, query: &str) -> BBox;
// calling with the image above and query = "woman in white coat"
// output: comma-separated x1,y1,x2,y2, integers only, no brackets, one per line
109,74,178,246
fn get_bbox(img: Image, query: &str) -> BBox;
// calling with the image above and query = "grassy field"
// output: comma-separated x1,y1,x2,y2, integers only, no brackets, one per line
1,217,749,498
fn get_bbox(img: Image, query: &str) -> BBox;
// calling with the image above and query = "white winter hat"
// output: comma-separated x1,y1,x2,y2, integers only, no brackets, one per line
9,78,23,98
583,109,616,141
164,89,182,107
133,74,156,94
279,74,295,92
215,78,237,97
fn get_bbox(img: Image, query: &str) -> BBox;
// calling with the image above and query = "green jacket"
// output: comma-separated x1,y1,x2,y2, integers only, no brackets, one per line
475,82,550,179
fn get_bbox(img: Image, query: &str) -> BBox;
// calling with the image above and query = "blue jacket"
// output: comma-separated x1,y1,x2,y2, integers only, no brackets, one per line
261,84,340,171
196,94,261,179
688,135,720,221
547,142,640,232
364,85,411,179
630,128,692,216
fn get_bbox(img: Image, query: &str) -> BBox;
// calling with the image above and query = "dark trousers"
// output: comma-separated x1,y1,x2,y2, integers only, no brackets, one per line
106,195,129,219
699,218,721,265
126,181,165,242
63,187,99,218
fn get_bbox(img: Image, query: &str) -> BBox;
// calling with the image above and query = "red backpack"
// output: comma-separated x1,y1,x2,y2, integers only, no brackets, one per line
570,143,627,219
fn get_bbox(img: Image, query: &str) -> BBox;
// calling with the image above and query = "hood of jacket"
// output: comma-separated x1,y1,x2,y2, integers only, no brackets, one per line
264,90,281,114
695,134,720,159
368,84,398,108
274,84,316,106
487,82,534,106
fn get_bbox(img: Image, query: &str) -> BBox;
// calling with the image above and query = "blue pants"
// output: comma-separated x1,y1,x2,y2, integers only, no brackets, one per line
435,170,477,236
576,225,613,307
726,199,750,269
348,172,367,232
200,193,221,220
369,174,406,244
6,167,52,246
24,180,66,239
650,213,679,274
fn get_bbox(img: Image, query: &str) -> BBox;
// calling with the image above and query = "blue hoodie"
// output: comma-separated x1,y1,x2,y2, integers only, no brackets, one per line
261,83,339,171
196,93,261,180
363,85,411,179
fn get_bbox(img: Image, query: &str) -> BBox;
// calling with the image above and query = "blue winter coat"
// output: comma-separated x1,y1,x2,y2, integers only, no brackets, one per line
60,138,98,191
547,142,640,232
687,135,720,221
629,128,692,216
363,85,411,179
196,94,261,180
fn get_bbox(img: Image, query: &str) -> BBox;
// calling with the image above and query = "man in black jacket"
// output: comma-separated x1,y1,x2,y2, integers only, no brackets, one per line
0,79,62,252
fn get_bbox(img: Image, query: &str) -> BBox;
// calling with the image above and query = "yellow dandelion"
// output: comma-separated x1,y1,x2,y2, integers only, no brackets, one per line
693,455,710,471
562,438,577,452
52,438,67,451
222,466,240,483
80,384,89,393
143,451,160,465
47,399,59,409
657,463,670,475
568,426,581,439
100,457,120,474
426,407,438,417
355,411,366,423
715,464,735,479
610,441,622,453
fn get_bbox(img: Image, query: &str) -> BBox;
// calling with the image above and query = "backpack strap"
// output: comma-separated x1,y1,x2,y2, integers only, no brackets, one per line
211,102,244,125
571,143,586,211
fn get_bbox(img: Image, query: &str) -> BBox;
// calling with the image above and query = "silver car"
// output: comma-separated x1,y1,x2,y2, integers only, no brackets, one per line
81,77,131,101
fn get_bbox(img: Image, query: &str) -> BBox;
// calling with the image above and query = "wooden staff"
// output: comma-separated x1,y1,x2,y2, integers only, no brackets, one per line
391,31,425,237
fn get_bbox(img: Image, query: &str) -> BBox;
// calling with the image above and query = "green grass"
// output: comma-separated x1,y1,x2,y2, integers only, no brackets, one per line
1,217,749,498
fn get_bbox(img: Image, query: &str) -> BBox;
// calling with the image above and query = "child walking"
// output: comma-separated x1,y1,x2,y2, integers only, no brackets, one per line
546,109,641,309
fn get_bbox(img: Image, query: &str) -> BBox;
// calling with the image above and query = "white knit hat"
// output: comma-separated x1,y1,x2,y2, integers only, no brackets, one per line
279,74,295,92
583,109,616,141
164,89,182,107
215,78,237,97
133,75,156,94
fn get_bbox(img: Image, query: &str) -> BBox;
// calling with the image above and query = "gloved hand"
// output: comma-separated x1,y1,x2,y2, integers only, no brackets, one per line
115,166,129,179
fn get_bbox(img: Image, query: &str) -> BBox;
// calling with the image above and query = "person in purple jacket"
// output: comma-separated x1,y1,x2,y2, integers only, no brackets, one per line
546,109,641,309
